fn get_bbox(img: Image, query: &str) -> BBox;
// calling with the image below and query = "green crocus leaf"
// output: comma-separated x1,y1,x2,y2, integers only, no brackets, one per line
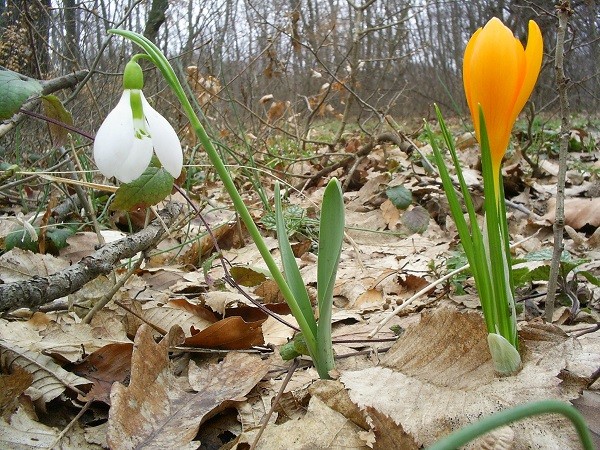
111,166,174,211
0,68,43,119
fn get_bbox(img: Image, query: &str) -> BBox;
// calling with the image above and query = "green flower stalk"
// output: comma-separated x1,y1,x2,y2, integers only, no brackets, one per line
430,18,543,374
103,30,344,379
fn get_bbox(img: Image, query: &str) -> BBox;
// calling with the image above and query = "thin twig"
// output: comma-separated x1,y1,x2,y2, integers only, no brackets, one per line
545,1,573,322
250,358,299,450
82,254,145,324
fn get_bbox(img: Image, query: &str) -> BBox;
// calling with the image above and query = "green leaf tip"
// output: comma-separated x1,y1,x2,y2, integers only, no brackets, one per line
487,333,522,375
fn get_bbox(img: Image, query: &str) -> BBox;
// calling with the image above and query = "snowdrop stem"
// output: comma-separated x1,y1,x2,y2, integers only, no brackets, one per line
108,29,320,362
427,400,594,450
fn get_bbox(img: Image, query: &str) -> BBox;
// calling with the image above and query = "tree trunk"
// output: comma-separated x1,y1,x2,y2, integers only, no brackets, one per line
143,0,169,43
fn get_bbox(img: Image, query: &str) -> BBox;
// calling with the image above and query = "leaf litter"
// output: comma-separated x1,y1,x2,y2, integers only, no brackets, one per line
0,122,599,449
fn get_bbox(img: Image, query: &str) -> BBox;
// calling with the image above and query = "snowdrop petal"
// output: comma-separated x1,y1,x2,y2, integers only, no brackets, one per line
141,94,183,179
113,133,154,183
93,91,135,179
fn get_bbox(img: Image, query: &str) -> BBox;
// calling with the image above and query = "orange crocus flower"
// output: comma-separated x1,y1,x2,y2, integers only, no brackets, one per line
463,17,543,192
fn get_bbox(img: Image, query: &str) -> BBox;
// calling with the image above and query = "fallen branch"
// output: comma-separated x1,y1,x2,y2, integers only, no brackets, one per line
0,202,184,313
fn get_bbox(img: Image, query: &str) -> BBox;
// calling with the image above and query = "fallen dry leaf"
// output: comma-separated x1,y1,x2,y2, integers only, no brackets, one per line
184,316,264,349
108,324,269,449
0,365,32,419
543,197,600,229
341,307,594,449
0,339,91,404
251,395,370,449
71,342,134,404
0,248,69,283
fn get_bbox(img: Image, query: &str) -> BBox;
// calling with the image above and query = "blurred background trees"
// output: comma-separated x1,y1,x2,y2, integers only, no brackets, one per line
0,0,598,149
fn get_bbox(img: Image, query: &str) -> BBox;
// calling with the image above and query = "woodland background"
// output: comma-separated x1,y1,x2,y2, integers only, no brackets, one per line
0,1,599,449
1,0,599,149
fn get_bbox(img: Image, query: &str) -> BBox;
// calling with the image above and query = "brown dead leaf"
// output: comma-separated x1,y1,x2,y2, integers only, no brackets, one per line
142,302,215,338
0,248,69,283
341,307,592,448
166,298,217,323
251,395,369,449
254,278,285,303
0,339,91,404
380,198,401,230
0,406,61,448
184,316,264,349
0,365,32,419
291,239,312,258
72,343,134,405
398,273,429,292
366,406,419,450
108,325,268,450
267,101,287,123
543,197,600,229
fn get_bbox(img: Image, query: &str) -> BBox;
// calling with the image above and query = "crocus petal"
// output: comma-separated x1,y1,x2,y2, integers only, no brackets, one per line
509,20,543,124
463,17,543,178
141,93,183,179
464,18,521,169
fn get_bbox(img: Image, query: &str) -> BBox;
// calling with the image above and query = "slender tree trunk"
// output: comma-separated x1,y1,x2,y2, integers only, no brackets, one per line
143,0,168,43
545,0,572,322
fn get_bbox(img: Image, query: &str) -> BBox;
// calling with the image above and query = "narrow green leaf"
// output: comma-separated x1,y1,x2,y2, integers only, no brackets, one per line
111,166,174,211
0,68,42,119
274,183,317,337
316,178,345,378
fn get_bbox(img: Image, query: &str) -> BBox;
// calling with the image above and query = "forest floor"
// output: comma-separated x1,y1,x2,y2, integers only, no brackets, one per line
0,115,599,449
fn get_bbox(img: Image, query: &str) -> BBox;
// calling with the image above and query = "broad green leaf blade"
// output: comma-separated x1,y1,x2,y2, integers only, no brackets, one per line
111,166,174,211
0,68,43,119
42,95,73,147
274,183,317,337
316,178,344,378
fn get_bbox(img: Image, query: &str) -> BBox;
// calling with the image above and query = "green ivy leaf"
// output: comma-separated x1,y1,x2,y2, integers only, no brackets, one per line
386,185,413,210
111,166,174,211
4,228,39,252
47,227,75,251
0,68,43,120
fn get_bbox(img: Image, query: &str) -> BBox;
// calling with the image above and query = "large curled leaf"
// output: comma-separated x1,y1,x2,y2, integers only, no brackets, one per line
42,94,73,147
111,166,174,211
0,69,43,119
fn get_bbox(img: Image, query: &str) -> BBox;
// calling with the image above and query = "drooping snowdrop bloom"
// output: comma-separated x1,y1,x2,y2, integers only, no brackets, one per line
93,60,183,183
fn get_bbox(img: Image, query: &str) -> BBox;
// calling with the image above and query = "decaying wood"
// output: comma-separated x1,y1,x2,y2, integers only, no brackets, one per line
0,202,184,313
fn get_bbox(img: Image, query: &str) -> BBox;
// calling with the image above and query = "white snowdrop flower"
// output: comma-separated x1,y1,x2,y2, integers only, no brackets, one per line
93,60,183,183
